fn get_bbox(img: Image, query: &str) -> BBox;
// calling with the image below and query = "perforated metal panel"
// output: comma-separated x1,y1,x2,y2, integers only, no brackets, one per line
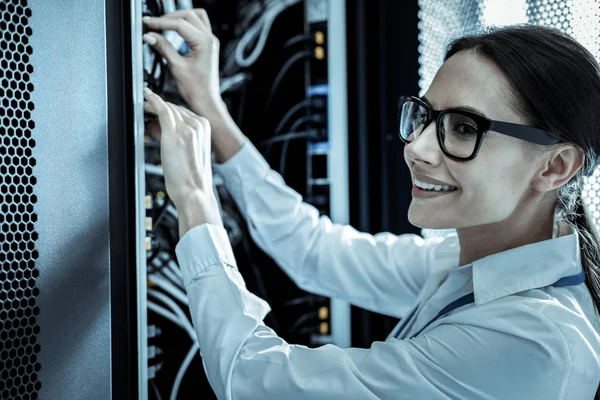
0,1,42,399
417,0,600,239
0,0,121,398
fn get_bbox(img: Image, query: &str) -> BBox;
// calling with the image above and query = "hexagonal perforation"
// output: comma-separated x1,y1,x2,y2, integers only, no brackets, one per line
0,0,41,399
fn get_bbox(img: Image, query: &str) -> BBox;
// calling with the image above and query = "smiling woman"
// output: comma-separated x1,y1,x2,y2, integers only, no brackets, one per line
402,25,600,397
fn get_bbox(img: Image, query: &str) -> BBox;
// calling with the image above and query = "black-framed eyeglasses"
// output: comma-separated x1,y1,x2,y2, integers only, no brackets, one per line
398,96,561,161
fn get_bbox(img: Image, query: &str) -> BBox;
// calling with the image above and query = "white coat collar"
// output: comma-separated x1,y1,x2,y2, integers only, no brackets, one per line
469,223,582,305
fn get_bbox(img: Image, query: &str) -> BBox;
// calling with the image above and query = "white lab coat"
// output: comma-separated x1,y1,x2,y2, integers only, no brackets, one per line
175,140,600,399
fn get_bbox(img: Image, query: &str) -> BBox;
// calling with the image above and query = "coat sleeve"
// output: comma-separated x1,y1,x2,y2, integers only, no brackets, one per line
213,141,438,317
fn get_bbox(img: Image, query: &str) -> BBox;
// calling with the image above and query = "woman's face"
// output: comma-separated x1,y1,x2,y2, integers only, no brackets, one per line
404,50,542,230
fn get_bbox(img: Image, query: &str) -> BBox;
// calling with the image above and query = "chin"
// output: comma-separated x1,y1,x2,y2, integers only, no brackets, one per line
407,208,456,230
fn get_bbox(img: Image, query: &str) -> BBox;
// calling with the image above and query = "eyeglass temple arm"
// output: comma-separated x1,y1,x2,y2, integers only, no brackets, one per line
489,120,560,145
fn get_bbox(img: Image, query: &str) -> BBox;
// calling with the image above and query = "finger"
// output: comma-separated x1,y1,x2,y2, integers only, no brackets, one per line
143,88,176,132
197,116,211,137
142,16,204,48
143,32,184,67
183,116,203,135
174,106,209,144
194,9,212,34
196,116,212,149
165,102,185,126
197,116,212,166
172,104,197,120
153,9,209,34
143,101,157,115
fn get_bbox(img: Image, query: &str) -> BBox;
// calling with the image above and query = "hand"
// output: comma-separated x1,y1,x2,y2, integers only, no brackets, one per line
142,9,221,115
143,87,223,233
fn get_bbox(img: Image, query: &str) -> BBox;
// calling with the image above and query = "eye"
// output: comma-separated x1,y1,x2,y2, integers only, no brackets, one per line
452,121,478,136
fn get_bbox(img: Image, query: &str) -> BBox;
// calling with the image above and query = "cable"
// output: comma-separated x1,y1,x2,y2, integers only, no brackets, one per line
257,130,317,147
154,199,173,230
144,0,163,15
168,260,183,280
283,34,312,49
287,311,319,333
149,274,189,305
147,246,162,275
150,379,163,400
148,289,196,342
144,46,167,94
145,163,165,176
283,295,314,307
237,84,248,127
160,263,184,290
279,141,290,177
234,0,302,68
279,116,315,176
274,99,310,135
148,252,182,288
144,165,174,227
220,72,251,94
148,297,198,400
262,99,309,160
148,301,186,330
170,342,199,400
166,203,178,220
264,50,311,111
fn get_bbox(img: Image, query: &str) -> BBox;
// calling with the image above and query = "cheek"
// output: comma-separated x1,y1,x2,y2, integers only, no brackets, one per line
452,160,520,216
463,164,526,219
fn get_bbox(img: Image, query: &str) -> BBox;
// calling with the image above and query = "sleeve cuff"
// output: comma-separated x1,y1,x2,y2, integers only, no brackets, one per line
175,223,238,289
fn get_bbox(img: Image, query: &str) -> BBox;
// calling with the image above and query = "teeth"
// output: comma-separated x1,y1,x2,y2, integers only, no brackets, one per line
415,178,457,192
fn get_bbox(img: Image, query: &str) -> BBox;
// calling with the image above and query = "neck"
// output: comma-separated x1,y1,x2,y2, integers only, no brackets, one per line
455,199,557,267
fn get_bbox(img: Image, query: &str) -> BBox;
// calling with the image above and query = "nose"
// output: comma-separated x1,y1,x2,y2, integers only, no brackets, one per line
404,122,441,166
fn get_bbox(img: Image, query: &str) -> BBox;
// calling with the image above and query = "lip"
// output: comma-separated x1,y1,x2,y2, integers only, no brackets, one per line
412,173,457,188
412,185,458,198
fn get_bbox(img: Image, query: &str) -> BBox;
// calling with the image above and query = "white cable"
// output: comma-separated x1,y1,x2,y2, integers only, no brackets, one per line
160,265,185,290
220,72,250,93
149,274,189,305
148,301,185,330
149,289,198,400
166,204,178,219
149,293,198,400
148,289,196,342
170,342,200,400
145,163,164,176
168,259,183,280
235,0,302,68
176,0,193,9
234,8,274,67
159,0,187,53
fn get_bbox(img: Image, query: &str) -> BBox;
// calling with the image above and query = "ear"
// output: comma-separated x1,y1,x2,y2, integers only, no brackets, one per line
531,144,585,192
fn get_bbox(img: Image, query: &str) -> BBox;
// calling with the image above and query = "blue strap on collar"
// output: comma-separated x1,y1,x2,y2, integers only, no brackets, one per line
396,269,586,340
552,269,586,287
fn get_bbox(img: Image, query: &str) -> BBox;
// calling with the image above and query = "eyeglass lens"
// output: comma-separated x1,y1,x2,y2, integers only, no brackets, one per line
400,100,479,158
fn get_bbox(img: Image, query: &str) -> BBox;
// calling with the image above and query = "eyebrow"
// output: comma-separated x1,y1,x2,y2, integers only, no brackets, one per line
422,95,488,118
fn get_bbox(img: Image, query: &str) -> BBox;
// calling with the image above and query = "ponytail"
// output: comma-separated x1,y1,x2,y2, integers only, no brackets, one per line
571,192,600,320
568,187,600,400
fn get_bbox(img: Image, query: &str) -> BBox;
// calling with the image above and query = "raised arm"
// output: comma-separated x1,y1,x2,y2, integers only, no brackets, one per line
142,9,438,317
213,139,436,317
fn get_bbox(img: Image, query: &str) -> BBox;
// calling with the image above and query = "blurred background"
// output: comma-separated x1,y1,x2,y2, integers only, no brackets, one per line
0,0,599,399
